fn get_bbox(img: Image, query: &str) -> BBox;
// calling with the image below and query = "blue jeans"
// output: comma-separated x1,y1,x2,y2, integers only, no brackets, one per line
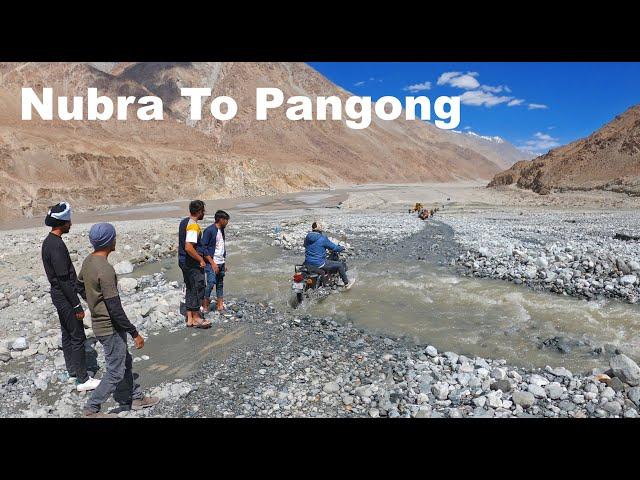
85,330,144,413
205,263,225,299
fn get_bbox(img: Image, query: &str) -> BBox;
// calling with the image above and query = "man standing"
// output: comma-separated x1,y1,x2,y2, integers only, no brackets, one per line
201,210,230,313
304,221,353,290
178,200,211,328
41,202,99,392
78,223,159,417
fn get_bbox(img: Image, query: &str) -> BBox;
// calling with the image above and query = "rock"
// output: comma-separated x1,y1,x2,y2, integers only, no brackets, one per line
546,382,564,400
425,345,438,357
529,374,549,387
369,408,380,418
53,355,66,369
536,257,548,269
490,379,512,392
11,337,28,351
342,395,354,406
431,382,449,400
473,396,486,408
491,367,507,380
512,391,535,409
113,261,134,275
601,387,616,401
323,382,340,394
527,384,547,398
604,377,625,392
629,261,640,272
34,378,48,391
628,386,640,407
478,247,489,257
620,275,637,286
609,354,640,386
355,386,373,398
545,366,573,379
118,277,138,294
603,401,622,416
486,391,503,408
0,347,10,362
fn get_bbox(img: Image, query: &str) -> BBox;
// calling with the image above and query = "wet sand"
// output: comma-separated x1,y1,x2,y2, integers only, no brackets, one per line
0,188,349,231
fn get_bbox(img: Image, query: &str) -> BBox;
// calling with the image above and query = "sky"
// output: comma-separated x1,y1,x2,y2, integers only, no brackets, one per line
308,62,640,154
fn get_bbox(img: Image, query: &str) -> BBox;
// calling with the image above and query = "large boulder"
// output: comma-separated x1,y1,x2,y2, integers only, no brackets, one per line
609,354,640,386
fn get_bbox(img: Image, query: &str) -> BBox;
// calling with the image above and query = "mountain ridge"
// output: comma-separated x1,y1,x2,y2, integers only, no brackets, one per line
489,104,640,195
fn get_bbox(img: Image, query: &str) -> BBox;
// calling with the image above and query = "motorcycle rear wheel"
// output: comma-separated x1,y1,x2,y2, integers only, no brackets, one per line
289,292,303,309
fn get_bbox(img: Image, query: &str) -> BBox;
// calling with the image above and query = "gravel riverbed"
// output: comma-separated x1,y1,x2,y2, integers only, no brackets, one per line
1,209,640,418
441,209,640,304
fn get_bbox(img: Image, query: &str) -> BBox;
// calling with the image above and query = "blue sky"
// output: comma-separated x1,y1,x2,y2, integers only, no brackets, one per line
308,62,640,154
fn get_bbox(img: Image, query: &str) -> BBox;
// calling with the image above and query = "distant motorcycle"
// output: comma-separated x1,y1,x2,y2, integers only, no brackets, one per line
289,250,350,308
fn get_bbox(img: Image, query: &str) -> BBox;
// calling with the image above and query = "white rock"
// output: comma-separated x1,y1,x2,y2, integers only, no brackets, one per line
114,261,134,275
11,337,28,351
118,278,138,294
620,275,637,286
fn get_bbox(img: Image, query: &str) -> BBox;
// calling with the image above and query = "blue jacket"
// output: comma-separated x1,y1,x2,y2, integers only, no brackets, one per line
199,224,226,261
304,231,344,267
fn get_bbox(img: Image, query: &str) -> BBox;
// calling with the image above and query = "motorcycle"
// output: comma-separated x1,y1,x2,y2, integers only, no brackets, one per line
289,250,350,308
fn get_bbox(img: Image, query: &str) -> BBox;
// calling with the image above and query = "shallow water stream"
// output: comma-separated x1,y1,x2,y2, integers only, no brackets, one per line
127,233,640,374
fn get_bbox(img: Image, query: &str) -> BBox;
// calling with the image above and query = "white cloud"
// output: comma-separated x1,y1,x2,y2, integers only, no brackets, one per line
528,103,548,110
437,71,480,89
354,81,365,87
481,84,509,93
507,99,525,107
450,73,480,89
463,126,472,130
459,90,513,107
403,81,432,93
437,71,462,85
518,131,561,153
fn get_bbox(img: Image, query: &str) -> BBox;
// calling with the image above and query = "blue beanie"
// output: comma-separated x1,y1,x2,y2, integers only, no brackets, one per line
89,223,116,249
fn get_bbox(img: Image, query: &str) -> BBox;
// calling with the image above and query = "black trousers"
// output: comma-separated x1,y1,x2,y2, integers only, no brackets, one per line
180,264,205,311
322,260,349,285
52,292,89,383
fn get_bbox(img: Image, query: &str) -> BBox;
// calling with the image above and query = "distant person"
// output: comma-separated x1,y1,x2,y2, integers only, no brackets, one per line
178,200,211,328
201,210,230,314
41,202,99,393
78,223,159,417
304,221,353,290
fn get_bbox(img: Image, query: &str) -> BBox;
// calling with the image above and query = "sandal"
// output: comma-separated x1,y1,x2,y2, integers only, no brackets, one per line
192,319,212,329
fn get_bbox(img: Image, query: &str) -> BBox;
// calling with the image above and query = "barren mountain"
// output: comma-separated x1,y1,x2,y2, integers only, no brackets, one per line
444,130,533,170
1,62,504,220
489,105,640,195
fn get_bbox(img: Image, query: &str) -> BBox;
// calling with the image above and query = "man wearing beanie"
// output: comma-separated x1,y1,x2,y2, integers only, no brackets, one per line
78,222,159,417
41,202,99,392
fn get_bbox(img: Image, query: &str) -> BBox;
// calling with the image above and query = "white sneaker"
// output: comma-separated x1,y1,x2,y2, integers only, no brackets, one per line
77,377,100,392
344,280,355,291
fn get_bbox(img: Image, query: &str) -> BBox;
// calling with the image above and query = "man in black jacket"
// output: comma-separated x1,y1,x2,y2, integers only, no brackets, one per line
78,222,159,417
41,202,99,392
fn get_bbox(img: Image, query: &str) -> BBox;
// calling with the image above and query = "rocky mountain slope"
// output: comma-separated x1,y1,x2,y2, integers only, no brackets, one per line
489,105,640,195
1,62,504,220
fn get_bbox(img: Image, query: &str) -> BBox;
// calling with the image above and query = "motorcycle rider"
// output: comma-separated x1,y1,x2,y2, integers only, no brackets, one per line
303,221,353,290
